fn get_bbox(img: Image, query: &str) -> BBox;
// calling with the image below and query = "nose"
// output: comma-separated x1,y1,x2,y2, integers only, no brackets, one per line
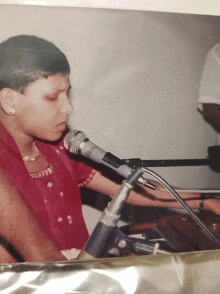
61,95,74,114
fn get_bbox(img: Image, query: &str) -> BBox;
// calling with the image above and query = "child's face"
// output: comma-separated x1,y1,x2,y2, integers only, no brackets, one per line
14,73,73,142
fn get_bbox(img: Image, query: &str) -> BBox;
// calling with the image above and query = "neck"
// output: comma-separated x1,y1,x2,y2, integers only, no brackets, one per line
0,109,5,121
1,115,34,156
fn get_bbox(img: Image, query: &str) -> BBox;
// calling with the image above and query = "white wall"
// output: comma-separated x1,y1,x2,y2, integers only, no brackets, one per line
1,6,220,191
2,0,220,16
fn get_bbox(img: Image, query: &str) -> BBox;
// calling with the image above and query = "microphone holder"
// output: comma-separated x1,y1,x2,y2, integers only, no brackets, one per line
77,167,144,260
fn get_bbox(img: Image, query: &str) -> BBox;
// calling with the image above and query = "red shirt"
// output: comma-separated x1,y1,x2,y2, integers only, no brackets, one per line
0,123,94,250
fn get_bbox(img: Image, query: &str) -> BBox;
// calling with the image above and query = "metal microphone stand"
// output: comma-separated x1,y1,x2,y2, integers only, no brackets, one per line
77,167,146,260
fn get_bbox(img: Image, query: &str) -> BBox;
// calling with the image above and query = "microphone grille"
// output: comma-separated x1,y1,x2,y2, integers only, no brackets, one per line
64,130,87,154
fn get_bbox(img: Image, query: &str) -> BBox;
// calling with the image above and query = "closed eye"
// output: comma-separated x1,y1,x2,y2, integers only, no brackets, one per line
47,96,58,101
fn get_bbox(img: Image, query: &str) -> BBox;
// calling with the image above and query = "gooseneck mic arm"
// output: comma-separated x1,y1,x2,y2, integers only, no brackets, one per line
77,167,144,260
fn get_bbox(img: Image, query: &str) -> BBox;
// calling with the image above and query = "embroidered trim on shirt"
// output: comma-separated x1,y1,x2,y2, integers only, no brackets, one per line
47,182,53,188
78,169,95,188
67,215,73,224
29,163,53,179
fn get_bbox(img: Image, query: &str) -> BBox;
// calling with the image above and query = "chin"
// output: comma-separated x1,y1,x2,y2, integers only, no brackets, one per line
51,133,63,142
40,132,63,143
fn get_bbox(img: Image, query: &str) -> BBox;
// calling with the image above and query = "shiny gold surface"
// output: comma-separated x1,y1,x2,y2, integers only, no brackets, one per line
0,249,220,293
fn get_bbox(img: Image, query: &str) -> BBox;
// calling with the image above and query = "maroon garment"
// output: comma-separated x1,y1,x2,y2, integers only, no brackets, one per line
0,123,94,250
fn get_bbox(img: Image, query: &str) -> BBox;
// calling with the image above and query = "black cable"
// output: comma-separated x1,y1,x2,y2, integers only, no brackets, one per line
142,167,220,247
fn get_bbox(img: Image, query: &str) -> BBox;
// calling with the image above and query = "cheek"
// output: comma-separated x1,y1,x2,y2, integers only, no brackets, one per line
26,104,55,121
16,107,52,131
17,99,37,118
16,98,59,129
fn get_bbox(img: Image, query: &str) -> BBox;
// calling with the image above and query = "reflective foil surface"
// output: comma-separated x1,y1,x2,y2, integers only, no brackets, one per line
1,250,220,293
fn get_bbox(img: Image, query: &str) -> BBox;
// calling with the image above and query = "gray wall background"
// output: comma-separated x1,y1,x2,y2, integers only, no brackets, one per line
1,5,220,191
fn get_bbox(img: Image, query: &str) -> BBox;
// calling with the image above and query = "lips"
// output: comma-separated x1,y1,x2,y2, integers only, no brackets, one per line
57,122,67,132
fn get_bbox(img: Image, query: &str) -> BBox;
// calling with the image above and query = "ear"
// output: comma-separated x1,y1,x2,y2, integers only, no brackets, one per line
0,88,17,115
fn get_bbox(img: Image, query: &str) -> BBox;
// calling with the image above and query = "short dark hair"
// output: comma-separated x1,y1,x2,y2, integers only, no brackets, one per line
0,35,70,93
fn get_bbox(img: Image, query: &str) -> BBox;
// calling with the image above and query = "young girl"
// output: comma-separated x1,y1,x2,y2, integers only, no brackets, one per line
0,35,218,263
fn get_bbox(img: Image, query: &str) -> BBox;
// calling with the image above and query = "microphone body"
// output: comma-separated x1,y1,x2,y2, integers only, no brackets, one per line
64,130,156,190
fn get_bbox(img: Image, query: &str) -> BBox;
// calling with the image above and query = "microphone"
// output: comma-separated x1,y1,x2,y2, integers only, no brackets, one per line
64,130,156,190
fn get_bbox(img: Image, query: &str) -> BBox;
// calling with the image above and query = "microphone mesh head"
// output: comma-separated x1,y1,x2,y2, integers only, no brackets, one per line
64,130,87,154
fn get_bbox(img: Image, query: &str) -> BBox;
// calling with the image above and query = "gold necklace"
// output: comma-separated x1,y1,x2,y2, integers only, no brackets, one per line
22,142,40,162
